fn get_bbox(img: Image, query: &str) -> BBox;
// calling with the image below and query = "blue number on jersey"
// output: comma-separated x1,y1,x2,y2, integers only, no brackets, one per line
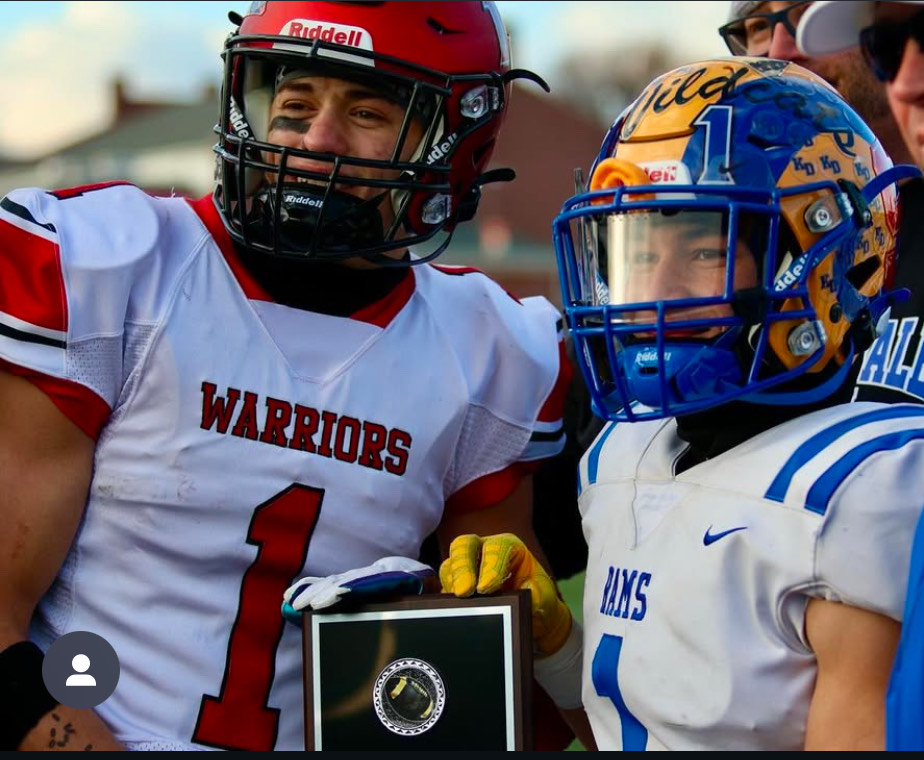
592,634,648,750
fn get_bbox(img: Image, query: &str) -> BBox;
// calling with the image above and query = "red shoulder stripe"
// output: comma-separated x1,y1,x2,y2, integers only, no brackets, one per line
0,210,67,333
47,181,135,201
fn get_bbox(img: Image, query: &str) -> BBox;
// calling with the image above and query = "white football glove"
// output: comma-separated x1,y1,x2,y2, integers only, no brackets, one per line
282,557,435,623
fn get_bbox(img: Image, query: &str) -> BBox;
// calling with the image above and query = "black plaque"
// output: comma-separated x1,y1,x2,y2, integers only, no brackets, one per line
302,591,532,750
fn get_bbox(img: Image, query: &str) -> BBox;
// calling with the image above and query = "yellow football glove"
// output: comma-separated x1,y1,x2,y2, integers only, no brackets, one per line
439,533,572,657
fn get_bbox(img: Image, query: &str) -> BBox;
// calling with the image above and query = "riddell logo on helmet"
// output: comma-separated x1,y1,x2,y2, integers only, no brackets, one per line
646,165,677,183
639,161,691,185
773,259,806,292
279,20,373,51
229,99,252,139
637,349,670,364
426,134,458,165
283,193,324,209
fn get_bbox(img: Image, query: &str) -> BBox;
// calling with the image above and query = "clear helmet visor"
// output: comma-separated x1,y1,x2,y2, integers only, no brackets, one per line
580,208,766,336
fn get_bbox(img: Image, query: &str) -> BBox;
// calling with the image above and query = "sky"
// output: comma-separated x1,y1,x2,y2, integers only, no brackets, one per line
0,1,733,160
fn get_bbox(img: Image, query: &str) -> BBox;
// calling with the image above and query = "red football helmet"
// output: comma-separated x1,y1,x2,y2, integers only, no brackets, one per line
213,1,545,264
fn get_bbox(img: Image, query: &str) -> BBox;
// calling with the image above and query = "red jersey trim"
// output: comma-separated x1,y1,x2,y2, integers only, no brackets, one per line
430,264,484,277
188,195,416,327
538,340,573,424
445,460,540,515
350,268,415,328
430,263,522,304
188,195,272,302
0,210,67,333
48,181,134,201
0,358,110,440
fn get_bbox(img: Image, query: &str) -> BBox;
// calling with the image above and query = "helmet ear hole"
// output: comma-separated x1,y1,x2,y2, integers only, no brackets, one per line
845,255,882,291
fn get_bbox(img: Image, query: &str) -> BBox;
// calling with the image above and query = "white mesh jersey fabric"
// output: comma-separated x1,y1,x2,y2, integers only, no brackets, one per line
443,402,532,497
65,335,124,409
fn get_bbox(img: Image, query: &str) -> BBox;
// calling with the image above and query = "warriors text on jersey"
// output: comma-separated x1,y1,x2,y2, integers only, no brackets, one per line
577,402,924,750
0,184,568,750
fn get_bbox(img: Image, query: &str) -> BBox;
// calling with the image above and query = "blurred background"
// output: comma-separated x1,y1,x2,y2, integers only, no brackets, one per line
0,0,732,302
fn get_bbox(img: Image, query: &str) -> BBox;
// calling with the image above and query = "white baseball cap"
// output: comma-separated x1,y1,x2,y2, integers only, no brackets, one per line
797,1,924,57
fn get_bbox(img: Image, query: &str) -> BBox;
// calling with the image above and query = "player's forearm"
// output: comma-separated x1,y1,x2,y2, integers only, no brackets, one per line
19,704,123,751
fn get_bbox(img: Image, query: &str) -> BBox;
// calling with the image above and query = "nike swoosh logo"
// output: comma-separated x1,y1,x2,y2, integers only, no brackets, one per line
703,525,747,546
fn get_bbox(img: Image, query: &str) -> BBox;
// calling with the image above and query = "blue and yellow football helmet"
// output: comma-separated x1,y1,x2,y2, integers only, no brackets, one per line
554,58,917,422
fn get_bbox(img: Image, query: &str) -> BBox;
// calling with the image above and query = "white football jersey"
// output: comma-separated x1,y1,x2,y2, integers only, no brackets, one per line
578,401,924,751
0,184,568,750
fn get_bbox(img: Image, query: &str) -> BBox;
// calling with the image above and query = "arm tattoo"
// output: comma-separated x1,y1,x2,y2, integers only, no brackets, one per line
47,711,92,750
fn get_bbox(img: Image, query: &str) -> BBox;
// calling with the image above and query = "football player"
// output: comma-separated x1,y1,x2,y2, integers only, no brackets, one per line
443,57,924,750
0,1,580,751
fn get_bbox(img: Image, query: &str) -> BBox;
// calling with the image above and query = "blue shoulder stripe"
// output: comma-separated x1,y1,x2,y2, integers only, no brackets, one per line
765,405,924,506
804,429,924,514
586,420,619,486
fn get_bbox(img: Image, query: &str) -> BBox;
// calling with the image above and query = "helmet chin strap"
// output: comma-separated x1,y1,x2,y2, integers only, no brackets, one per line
741,343,857,406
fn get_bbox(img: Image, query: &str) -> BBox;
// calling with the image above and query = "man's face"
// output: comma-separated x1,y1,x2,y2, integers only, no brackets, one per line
608,211,759,337
732,2,892,126
265,75,425,230
875,2,924,169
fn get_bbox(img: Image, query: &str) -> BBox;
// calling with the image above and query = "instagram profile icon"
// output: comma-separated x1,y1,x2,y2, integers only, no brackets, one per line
42,631,120,709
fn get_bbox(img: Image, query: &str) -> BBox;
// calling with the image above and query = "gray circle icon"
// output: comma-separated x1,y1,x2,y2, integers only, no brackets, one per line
42,631,120,709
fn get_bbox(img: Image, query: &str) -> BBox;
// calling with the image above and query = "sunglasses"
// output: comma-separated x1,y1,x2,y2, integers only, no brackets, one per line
719,1,814,57
859,8,924,83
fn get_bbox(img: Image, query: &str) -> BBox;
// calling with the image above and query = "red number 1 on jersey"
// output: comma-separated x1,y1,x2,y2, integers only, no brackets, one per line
193,485,323,751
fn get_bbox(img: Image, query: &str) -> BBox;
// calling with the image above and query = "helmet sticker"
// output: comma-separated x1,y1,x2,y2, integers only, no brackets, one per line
228,97,253,140
276,19,374,65
638,161,692,185
621,66,749,139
